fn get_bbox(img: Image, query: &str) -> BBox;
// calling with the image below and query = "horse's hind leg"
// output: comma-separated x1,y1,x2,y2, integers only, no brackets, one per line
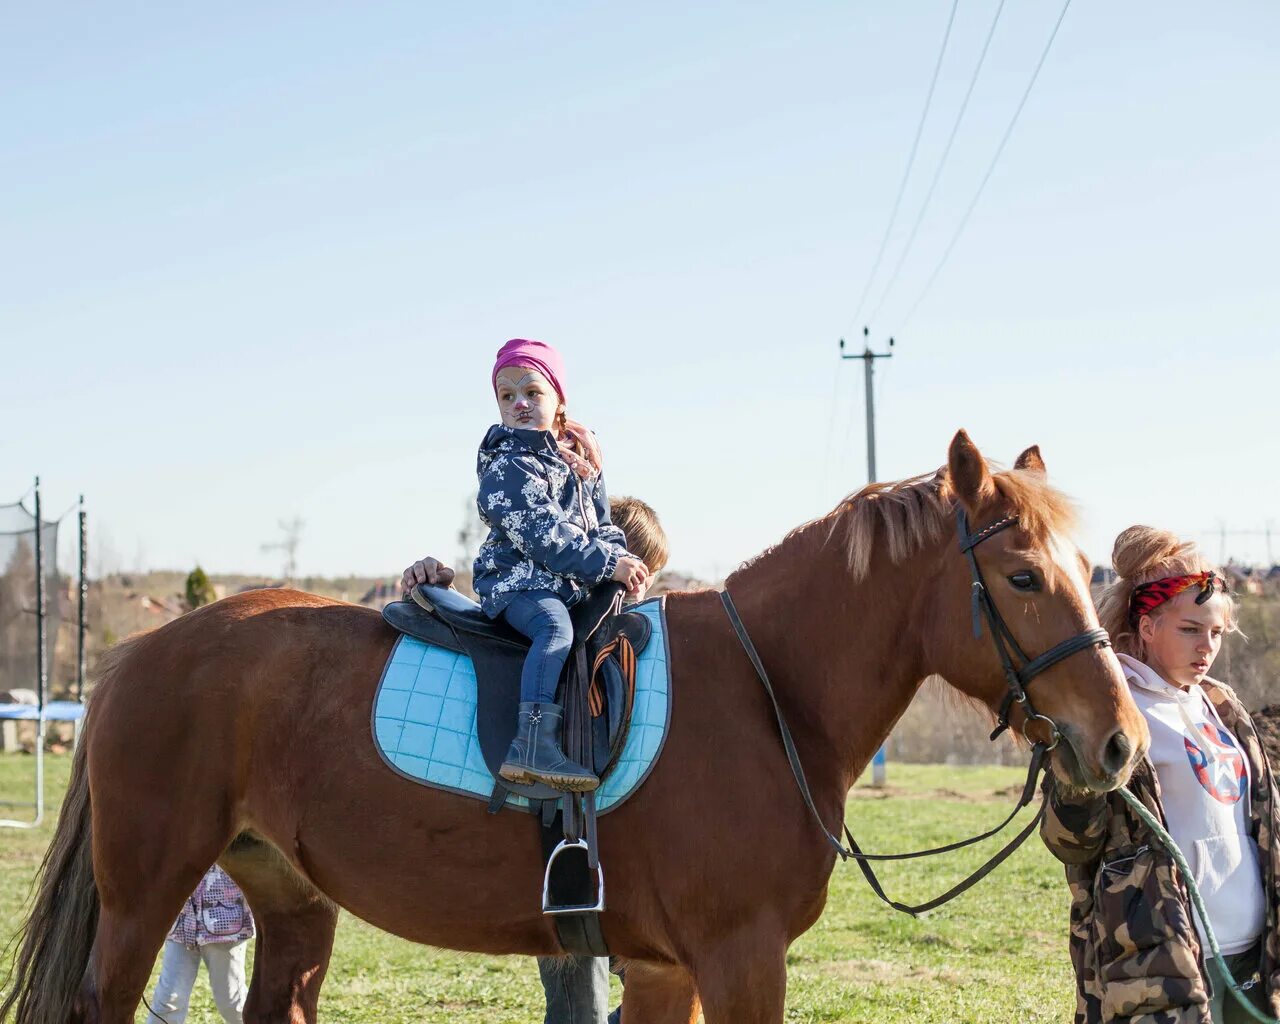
221,833,339,1024
88,788,234,1021
89,852,223,1021
617,961,700,1024
89,900,195,1024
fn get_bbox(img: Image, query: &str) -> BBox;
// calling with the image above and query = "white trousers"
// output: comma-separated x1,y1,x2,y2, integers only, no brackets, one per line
145,939,248,1024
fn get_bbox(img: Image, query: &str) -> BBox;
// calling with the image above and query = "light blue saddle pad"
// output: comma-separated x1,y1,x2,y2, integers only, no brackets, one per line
371,597,671,814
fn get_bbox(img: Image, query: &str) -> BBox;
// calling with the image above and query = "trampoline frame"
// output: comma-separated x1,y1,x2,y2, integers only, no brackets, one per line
1,479,88,830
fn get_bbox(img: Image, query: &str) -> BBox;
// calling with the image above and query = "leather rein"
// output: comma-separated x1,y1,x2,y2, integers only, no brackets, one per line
720,506,1112,917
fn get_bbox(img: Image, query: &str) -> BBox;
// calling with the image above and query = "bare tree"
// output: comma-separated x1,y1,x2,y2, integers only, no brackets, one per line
262,517,304,582
92,523,120,579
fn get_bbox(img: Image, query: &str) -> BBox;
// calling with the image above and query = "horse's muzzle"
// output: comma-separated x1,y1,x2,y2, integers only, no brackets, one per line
1051,723,1142,794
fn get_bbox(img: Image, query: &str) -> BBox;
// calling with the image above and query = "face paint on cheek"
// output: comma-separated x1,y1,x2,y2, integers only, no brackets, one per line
495,368,558,430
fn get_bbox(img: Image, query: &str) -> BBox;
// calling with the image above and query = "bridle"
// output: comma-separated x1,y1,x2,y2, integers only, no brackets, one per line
957,507,1111,749
720,505,1113,916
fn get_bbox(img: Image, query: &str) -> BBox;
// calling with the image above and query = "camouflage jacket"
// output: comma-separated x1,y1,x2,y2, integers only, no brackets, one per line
1041,679,1280,1024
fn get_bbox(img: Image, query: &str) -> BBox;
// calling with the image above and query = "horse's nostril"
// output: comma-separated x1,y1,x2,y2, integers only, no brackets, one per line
1101,730,1133,776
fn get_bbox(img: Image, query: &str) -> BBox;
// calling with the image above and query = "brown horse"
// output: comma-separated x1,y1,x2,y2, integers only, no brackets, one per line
2,431,1148,1024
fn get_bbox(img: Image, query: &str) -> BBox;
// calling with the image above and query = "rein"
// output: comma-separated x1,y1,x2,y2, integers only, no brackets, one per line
720,506,1112,917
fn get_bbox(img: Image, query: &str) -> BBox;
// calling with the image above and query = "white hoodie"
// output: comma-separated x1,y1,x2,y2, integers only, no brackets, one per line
1119,653,1265,955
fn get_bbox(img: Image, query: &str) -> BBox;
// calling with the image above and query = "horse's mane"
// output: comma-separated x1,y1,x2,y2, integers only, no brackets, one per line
737,465,1078,583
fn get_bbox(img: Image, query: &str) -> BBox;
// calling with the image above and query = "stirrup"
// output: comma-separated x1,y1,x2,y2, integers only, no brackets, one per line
541,838,605,915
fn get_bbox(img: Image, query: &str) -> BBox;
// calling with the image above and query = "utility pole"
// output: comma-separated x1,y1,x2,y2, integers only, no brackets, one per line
839,330,894,785
1199,524,1276,567
839,328,895,484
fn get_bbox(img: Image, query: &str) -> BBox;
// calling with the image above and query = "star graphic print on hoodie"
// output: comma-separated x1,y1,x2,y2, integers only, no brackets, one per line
1185,721,1247,805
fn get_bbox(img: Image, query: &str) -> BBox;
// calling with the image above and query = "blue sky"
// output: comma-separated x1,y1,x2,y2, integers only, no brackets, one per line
4,2,1277,580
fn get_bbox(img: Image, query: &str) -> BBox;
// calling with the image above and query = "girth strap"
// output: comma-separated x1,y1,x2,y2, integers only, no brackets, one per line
588,634,635,718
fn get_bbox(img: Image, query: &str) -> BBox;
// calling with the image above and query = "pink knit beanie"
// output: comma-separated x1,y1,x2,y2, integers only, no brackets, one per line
491,339,566,402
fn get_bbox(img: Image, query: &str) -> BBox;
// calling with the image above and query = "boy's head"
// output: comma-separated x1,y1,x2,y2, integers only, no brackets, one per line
609,496,668,600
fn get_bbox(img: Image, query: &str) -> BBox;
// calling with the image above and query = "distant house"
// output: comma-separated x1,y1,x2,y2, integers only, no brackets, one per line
132,593,183,618
1225,564,1264,597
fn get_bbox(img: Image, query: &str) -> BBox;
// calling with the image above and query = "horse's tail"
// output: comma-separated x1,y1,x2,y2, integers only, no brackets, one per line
0,730,96,1023
0,640,137,1023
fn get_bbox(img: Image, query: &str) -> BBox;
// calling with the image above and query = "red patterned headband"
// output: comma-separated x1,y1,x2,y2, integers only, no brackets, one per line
1128,571,1227,626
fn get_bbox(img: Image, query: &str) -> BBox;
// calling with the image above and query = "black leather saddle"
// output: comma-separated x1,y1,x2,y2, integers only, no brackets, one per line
382,583,652,803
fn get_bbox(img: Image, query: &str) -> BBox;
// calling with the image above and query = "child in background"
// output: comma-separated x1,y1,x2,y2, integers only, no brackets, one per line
473,339,649,792
145,864,254,1024
536,495,668,1024
398,496,671,1024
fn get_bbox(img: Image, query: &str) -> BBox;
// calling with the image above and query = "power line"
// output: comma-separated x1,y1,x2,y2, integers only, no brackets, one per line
850,0,961,332
898,0,1075,330
867,0,1007,327
1199,524,1277,565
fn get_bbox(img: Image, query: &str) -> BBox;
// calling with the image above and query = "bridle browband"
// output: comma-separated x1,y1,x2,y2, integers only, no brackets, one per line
720,505,1113,917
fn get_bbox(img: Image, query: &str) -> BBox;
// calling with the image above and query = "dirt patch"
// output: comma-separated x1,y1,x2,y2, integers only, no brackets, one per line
822,958,964,986
850,786,1007,804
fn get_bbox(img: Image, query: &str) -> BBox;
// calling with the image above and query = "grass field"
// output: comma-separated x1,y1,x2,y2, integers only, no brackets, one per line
0,754,1078,1022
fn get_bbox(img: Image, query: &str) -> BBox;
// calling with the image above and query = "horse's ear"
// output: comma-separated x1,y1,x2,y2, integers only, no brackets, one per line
1014,445,1046,476
947,430,997,513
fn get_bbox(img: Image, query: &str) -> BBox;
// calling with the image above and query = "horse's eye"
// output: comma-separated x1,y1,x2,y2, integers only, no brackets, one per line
1008,571,1040,592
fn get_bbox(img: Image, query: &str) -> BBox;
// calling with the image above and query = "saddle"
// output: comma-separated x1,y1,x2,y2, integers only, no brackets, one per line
383,583,652,802
382,582,653,954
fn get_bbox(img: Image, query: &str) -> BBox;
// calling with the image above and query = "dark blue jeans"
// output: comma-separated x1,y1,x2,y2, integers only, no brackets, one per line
502,591,573,704
536,956,620,1024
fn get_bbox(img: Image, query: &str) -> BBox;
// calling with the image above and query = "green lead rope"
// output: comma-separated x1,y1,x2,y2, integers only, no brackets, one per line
1117,788,1279,1023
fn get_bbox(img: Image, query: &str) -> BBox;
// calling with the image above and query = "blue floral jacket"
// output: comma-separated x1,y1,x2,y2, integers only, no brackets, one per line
472,425,631,617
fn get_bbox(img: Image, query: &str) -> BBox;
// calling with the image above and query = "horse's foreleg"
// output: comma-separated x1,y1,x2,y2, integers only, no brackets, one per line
222,835,339,1024
241,901,338,1024
617,961,700,1024
691,929,788,1024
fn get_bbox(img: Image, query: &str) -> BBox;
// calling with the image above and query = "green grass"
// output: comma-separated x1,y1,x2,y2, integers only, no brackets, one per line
1,754,1077,1022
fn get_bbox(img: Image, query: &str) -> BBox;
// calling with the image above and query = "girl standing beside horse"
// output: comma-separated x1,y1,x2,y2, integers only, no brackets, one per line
1042,526,1280,1023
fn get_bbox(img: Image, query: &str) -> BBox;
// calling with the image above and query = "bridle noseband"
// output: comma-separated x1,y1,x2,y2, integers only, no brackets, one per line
957,507,1111,749
720,506,1114,917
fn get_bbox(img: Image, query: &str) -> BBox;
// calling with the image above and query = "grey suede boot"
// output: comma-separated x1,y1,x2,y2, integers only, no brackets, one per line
499,702,599,792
